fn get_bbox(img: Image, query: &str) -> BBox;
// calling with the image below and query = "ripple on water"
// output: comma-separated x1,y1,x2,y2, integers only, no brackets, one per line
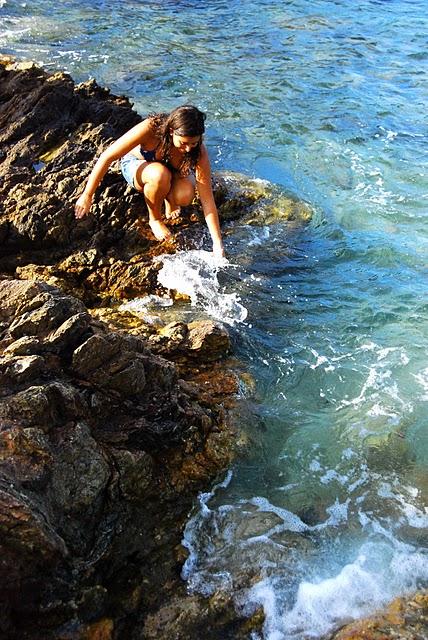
3,0,428,636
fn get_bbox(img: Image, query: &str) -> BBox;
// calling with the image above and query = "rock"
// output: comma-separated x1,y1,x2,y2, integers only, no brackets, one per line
81,617,114,640
3,335,42,356
8,292,86,338
0,279,53,319
72,333,147,396
0,353,46,384
184,320,231,361
332,591,428,640
0,57,265,639
46,312,92,352
147,319,230,365
48,422,111,554
139,590,263,640
2,382,87,429
112,449,154,501
0,278,240,638
0,425,52,486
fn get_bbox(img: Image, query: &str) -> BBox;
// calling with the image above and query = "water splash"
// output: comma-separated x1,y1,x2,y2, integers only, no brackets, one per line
118,294,173,325
246,544,428,640
156,250,248,326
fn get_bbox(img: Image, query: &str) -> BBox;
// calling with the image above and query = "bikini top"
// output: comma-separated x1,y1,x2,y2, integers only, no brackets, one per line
140,146,157,162
140,145,183,174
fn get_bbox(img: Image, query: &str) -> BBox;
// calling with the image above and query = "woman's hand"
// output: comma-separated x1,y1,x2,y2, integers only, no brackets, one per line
212,240,226,260
75,193,93,219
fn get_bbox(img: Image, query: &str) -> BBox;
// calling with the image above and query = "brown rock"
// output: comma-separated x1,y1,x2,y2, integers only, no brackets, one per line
332,592,428,640
72,333,147,395
184,320,231,361
81,618,114,640
0,353,46,384
0,277,240,639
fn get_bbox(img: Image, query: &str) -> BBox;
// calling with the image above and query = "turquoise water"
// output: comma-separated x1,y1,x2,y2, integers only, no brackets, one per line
2,0,428,637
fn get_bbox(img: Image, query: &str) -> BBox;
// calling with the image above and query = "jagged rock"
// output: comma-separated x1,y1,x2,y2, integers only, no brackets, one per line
185,320,231,361
72,333,147,395
332,592,428,640
3,335,42,356
0,353,46,384
0,278,239,639
0,58,281,640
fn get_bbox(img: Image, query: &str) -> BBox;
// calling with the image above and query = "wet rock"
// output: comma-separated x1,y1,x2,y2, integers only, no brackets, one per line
147,319,231,364
0,278,239,638
331,591,428,640
185,320,231,361
214,172,313,224
139,589,263,640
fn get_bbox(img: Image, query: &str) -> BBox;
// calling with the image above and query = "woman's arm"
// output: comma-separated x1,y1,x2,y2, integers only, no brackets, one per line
195,145,225,258
75,119,154,218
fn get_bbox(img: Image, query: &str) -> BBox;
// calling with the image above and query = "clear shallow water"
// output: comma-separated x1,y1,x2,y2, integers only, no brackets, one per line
2,0,428,637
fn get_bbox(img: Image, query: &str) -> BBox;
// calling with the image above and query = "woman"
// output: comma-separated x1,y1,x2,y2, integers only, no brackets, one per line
75,104,225,257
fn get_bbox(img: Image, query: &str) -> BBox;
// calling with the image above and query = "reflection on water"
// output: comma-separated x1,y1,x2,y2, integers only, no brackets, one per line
2,0,428,636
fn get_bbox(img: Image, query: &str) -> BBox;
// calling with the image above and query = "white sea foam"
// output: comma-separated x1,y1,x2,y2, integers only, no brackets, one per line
246,544,428,640
156,250,248,325
119,294,173,313
413,366,428,400
181,470,233,592
182,475,428,639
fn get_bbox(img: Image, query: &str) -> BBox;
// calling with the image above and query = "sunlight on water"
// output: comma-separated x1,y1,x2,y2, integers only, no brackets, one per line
2,0,428,636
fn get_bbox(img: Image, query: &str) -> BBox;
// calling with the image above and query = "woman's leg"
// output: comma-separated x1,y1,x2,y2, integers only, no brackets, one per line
134,162,173,240
165,175,195,220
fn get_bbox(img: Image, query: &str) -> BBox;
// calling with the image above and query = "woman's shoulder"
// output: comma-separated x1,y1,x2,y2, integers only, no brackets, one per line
134,116,162,145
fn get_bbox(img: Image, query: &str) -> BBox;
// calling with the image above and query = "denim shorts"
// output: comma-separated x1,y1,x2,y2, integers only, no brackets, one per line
120,152,144,188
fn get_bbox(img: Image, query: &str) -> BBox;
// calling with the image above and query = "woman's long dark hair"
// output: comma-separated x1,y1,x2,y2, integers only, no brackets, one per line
149,105,206,176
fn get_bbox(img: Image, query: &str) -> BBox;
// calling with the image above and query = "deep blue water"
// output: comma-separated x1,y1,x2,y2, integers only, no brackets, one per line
2,1,427,637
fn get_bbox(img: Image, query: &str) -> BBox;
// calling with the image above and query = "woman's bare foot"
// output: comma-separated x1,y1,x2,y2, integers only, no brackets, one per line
164,200,181,220
149,218,173,241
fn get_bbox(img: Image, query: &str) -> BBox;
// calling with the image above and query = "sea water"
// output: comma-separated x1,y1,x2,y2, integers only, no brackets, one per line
2,0,427,637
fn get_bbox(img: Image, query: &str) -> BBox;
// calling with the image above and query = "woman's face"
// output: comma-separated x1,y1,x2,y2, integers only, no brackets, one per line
171,130,201,153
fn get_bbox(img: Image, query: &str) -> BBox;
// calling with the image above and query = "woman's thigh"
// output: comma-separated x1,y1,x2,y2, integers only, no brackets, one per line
136,162,173,193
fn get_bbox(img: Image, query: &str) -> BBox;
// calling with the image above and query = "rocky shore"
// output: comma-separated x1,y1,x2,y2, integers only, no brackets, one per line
0,57,260,639
0,57,425,640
